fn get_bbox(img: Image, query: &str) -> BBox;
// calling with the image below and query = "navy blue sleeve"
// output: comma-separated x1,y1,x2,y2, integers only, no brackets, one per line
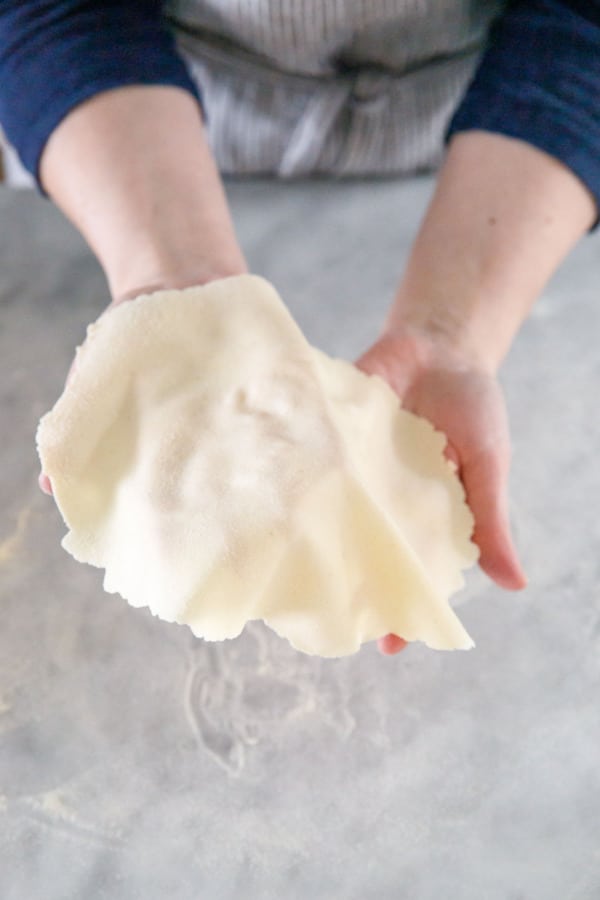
0,1,202,185
448,0,600,223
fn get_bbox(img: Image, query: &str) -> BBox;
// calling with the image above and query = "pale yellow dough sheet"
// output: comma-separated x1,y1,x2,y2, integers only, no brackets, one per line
37,275,479,656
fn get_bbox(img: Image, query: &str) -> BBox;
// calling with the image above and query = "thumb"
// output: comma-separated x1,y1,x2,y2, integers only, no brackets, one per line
460,449,527,590
38,472,53,496
355,335,420,399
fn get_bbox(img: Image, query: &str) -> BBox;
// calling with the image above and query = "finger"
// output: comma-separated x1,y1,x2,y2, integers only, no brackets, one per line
355,335,416,399
41,359,76,498
39,472,53,496
377,633,408,655
444,440,460,471
461,451,527,590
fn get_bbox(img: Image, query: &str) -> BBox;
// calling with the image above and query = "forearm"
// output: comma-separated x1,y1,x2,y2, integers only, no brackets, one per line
40,85,246,300
390,131,596,371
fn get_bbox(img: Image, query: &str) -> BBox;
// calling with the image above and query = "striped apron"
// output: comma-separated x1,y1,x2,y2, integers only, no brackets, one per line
169,0,504,176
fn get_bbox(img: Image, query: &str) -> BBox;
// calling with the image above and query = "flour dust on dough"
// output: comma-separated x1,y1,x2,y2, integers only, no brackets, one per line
37,275,479,656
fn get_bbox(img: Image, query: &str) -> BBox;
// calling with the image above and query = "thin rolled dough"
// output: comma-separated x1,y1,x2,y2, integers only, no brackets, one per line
37,275,479,656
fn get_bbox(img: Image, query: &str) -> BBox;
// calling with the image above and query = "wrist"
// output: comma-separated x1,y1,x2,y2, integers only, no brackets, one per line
387,132,595,375
40,85,249,304
108,250,248,304
385,297,502,375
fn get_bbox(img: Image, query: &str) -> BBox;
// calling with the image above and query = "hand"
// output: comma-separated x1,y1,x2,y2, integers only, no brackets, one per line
38,270,248,498
354,132,592,659
356,327,527,657
39,85,247,495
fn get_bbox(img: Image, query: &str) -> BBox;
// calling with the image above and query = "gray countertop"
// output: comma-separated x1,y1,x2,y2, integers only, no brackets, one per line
1,178,599,900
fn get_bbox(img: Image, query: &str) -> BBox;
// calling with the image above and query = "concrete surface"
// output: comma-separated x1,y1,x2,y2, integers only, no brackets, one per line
1,178,599,899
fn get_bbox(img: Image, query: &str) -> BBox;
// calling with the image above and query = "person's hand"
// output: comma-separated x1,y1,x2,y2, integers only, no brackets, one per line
38,272,248,498
356,326,527,657
39,85,248,495
354,131,594,659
